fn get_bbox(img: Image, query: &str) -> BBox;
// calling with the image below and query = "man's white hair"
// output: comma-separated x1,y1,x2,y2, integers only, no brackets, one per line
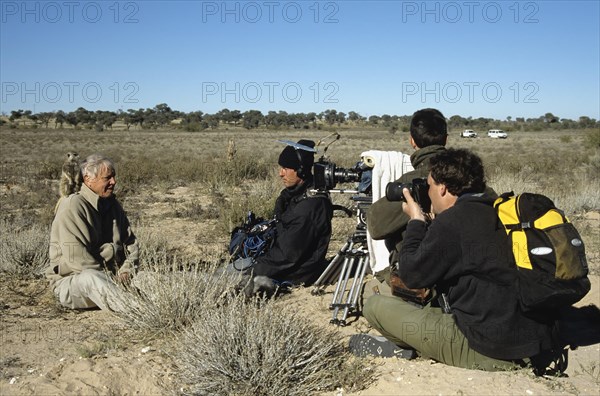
81,154,115,178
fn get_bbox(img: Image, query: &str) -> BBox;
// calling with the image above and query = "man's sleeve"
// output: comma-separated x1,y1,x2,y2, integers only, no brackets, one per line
398,219,458,289
367,196,409,240
115,205,139,275
119,231,139,274
52,201,102,275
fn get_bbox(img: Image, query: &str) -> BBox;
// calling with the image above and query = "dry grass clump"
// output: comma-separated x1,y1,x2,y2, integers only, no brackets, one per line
0,219,50,300
0,219,49,279
111,266,224,335
174,294,372,396
110,251,230,336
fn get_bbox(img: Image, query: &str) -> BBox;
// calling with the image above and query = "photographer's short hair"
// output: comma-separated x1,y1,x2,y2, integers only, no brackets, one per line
429,148,486,196
81,154,115,179
410,108,448,148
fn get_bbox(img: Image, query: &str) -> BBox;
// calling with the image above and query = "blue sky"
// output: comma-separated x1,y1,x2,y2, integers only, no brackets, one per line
1,0,599,120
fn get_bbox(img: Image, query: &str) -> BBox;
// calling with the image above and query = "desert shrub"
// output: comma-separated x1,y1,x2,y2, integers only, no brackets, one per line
135,228,179,270
174,294,372,396
559,135,572,143
585,128,600,148
547,173,600,214
110,245,234,335
111,268,218,334
0,219,50,279
211,171,280,235
486,164,540,195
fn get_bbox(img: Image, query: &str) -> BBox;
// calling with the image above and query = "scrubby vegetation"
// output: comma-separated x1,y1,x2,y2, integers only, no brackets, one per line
0,126,598,394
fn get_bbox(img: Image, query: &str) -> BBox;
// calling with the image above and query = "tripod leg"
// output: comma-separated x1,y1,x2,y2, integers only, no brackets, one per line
339,255,370,324
330,255,355,324
311,241,349,294
339,254,368,325
329,255,350,310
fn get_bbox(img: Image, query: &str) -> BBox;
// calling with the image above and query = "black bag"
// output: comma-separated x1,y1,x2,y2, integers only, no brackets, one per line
229,212,277,261
494,192,591,313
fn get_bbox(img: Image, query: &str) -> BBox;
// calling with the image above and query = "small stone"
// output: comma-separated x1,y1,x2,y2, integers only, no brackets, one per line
141,346,152,354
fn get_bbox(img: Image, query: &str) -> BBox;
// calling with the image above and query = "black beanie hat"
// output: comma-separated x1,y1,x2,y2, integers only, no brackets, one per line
278,139,316,179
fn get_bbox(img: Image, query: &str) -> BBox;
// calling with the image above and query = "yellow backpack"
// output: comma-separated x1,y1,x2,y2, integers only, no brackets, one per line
494,192,590,313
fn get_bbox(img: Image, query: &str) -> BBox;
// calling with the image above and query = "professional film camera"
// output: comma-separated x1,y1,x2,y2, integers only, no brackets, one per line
313,158,372,194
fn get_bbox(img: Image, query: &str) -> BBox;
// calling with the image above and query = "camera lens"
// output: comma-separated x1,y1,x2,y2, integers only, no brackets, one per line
385,182,412,201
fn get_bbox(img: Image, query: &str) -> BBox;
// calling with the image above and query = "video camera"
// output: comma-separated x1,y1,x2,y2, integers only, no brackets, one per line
313,158,371,194
385,177,431,213
304,133,372,194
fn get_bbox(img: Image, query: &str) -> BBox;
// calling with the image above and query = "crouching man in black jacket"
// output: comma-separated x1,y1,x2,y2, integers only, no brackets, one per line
232,140,333,286
351,148,557,371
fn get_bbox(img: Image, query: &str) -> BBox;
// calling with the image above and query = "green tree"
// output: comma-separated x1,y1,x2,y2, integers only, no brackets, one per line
578,116,596,128
368,115,380,125
242,110,264,129
54,110,66,128
203,114,220,129
347,111,361,123
322,109,338,125
152,103,175,127
9,110,24,125
543,112,559,123
36,112,54,128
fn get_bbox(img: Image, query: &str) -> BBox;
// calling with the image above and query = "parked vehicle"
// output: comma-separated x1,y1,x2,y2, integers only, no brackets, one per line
488,129,508,139
461,130,478,138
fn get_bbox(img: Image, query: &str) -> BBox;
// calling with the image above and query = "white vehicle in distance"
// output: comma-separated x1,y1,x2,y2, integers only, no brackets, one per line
461,129,478,138
488,129,508,139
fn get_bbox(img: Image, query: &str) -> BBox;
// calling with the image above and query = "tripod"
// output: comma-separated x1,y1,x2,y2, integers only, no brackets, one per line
312,196,371,326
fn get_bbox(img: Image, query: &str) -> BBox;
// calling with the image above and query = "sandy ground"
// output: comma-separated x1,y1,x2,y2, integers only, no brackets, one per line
1,275,598,396
1,186,599,396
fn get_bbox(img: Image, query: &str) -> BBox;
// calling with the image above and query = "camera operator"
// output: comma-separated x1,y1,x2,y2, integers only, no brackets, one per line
363,108,448,298
352,149,557,371
231,139,333,285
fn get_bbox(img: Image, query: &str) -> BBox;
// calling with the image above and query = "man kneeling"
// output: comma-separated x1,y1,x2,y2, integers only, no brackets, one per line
353,148,557,371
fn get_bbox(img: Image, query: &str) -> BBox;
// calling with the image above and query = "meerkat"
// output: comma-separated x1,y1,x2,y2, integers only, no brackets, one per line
227,139,237,162
59,151,82,197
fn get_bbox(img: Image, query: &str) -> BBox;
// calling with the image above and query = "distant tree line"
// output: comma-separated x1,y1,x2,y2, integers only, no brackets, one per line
2,105,599,133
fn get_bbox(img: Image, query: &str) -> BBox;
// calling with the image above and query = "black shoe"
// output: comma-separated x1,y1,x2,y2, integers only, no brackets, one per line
349,334,416,359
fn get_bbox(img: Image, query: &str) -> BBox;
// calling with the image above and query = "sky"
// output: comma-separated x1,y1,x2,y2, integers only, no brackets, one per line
1,0,599,120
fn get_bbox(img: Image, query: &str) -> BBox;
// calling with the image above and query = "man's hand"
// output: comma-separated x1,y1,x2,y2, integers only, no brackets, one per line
401,188,426,222
115,271,132,285
99,242,124,263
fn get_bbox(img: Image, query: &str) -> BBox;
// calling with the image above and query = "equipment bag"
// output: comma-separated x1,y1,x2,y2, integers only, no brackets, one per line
229,212,277,261
494,192,590,313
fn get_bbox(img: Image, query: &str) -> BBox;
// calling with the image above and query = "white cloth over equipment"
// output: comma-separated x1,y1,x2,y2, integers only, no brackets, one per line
361,150,414,274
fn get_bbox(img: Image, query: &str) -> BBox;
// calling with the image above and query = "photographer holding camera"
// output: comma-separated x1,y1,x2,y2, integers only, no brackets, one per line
363,108,448,298
352,148,557,371
231,139,333,285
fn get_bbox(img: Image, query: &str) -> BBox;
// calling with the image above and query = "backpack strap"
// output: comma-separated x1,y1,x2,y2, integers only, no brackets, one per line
495,192,533,270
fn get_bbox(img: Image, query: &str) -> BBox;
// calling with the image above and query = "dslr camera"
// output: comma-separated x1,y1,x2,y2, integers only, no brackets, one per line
385,178,431,213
